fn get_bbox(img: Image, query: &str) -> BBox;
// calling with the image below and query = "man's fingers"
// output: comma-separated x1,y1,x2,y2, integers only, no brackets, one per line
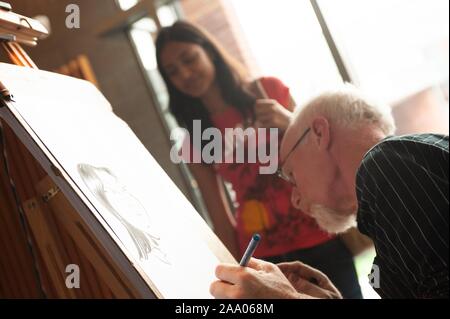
278,262,329,286
278,262,342,298
247,258,272,271
296,278,334,298
210,280,240,299
215,264,243,284
277,261,306,273
215,262,261,285
295,263,328,283
246,258,260,269
316,276,340,293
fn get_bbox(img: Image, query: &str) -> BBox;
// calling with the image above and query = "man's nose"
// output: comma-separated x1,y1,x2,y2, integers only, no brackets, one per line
291,188,302,210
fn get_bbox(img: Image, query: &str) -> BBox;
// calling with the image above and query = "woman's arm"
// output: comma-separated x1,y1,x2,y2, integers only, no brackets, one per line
188,162,240,259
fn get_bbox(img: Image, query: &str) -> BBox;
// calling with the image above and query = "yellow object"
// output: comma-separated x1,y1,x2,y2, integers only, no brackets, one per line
241,200,271,234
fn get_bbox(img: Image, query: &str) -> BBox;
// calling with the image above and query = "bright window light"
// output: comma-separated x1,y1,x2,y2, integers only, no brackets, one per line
117,0,139,11
318,0,449,104
129,17,170,112
229,0,343,105
130,18,158,70
157,5,178,27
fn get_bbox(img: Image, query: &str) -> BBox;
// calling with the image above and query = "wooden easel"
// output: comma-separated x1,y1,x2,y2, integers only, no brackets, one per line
0,5,147,298
1,41,37,68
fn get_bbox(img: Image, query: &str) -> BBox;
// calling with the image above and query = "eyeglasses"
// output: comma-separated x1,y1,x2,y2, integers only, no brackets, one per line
276,127,311,185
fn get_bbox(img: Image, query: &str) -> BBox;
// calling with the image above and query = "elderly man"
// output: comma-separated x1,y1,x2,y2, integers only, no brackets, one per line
210,85,449,299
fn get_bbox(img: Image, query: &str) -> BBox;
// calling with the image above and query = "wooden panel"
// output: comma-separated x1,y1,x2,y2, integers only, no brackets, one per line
0,122,44,298
22,198,77,298
35,176,140,298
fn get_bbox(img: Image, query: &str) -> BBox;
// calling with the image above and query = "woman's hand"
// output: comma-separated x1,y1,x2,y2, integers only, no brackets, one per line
254,99,293,132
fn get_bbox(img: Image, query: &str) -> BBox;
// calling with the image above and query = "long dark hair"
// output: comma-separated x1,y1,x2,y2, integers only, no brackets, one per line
155,21,257,146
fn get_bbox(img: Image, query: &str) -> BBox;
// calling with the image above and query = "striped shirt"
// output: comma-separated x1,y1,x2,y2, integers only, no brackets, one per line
356,134,449,299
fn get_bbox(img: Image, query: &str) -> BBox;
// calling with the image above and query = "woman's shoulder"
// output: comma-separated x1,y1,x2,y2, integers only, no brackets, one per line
256,76,291,105
258,76,287,87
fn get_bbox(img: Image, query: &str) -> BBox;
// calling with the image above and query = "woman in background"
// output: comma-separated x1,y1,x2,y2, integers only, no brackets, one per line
155,21,362,298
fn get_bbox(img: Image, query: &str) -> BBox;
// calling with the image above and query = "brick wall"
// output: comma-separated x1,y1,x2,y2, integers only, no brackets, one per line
178,0,260,77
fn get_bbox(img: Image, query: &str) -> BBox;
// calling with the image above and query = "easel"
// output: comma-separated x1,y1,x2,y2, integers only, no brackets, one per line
0,4,149,298
0,0,46,67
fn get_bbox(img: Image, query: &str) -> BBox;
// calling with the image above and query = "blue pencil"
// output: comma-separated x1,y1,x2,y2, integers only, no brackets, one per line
239,234,261,266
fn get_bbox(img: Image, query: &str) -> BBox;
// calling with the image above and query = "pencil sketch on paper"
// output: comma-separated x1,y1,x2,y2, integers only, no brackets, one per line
77,163,170,264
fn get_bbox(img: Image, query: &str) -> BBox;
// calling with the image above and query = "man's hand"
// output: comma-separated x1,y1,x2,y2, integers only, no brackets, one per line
277,261,343,299
210,258,313,299
254,99,292,132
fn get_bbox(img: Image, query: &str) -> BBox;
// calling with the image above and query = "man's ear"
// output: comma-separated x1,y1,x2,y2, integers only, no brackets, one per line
311,117,331,150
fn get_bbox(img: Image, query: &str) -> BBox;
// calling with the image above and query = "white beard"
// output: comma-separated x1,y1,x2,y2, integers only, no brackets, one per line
310,204,357,234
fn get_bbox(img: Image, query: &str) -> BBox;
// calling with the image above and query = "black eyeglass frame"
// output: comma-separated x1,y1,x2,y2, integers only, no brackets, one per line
276,127,311,185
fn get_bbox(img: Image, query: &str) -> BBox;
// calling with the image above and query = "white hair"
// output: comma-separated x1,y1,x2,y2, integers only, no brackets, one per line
295,84,396,135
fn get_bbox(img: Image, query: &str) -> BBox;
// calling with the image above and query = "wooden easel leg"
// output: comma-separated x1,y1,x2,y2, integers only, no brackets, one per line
1,41,38,69
22,198,77,299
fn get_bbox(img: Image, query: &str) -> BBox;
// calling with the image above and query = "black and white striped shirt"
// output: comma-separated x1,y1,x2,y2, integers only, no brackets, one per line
356,134,449,299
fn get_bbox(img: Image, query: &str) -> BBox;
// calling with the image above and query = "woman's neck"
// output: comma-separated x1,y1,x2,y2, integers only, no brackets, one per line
200,82,230,116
